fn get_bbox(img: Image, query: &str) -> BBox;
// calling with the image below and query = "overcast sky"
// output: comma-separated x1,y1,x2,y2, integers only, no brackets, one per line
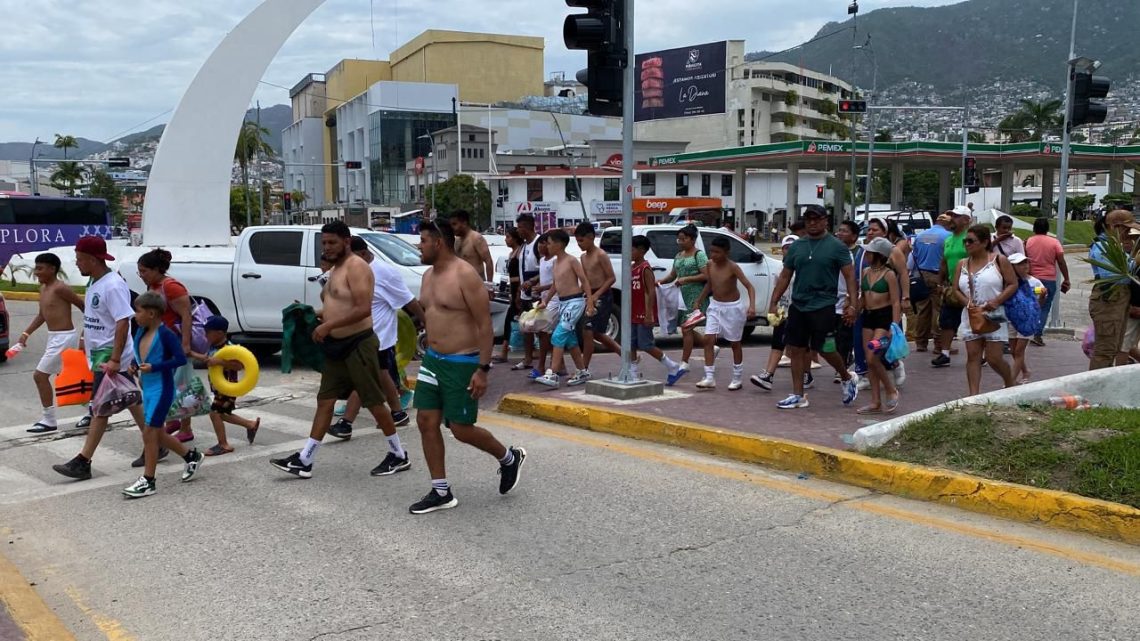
0,0,960,142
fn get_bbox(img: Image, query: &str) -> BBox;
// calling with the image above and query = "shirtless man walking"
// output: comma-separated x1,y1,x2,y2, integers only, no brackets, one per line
270,221,409,479
409,220,526,514
574,223,621,373
450,210,495,284
19,253,84,433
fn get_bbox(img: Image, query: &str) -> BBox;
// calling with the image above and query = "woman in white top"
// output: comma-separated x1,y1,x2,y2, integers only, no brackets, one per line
951,225,1018,395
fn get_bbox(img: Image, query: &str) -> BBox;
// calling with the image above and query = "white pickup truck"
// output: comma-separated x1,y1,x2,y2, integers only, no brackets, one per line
495,224,778,341
119,225,507,359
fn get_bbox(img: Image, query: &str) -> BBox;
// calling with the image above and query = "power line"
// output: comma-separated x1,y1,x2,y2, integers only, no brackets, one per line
100,109,174,143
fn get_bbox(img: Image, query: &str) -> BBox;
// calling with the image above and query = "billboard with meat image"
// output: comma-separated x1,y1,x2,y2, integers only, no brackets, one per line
635,41,727,122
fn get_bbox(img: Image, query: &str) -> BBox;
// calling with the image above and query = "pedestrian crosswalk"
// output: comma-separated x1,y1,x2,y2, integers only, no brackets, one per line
0,383,385,506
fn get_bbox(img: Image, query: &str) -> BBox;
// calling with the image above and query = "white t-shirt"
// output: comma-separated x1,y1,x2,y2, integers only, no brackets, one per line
539,256,558,306
83,271,136,367
369,259,414,350
518,237,540,301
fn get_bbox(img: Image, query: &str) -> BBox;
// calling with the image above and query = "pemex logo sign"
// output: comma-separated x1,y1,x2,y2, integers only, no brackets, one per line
806,142,848,154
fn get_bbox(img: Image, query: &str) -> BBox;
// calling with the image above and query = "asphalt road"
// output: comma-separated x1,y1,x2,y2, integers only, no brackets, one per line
1,302,1139,640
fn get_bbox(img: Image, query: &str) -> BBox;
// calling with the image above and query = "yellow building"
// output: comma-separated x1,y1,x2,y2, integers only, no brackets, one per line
315,32,544,201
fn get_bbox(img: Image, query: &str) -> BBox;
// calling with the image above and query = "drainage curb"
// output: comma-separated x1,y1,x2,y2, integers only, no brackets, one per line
498,393,1140,546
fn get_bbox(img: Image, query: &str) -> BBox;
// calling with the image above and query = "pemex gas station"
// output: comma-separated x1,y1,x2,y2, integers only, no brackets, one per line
648,140,1140,222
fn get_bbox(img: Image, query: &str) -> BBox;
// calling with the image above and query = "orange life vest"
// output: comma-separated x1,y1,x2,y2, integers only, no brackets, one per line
55,349,95,407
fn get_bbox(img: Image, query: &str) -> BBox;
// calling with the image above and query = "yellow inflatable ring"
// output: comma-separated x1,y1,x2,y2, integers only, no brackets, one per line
208,345,260,398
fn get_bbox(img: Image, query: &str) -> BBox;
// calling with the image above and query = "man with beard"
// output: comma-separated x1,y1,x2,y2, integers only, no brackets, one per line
409,220,526,514
270,221,408,479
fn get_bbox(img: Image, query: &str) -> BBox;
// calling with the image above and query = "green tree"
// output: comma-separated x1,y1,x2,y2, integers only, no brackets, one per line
230,186,256,231
817,98,837,116
424,175,492,229
53,134,79,159
290,189,307,210
874,128,893,143
784,90,799,107
1000,99,1062,142
1101,193,1132,210
234,121,276,226
967,131,986,143
1053,193,1095,216
49,161,87,196
87,170,125,225
901,169,941,210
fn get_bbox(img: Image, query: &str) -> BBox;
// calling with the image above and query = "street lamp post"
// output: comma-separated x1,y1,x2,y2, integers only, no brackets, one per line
854,42,878,218
417,133,437,217
30,138,41,195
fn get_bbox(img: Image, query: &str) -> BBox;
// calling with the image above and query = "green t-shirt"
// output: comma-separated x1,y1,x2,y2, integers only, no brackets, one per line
783,234,852,312
944,231,968,281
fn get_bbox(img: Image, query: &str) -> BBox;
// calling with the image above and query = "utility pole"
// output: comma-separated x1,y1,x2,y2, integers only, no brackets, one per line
454,97,463,175
256,101,265,225
1056,0,1079,253
30,138,41,195
617,0,635,383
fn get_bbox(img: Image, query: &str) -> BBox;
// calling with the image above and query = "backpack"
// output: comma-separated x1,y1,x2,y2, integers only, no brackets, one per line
1004,278,1041,337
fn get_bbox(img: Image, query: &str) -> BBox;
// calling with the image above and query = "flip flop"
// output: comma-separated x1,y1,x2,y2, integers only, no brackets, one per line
26,423,58,434
205,444,233,457
856,405,883,415
246,418,261,444
884,396,900,414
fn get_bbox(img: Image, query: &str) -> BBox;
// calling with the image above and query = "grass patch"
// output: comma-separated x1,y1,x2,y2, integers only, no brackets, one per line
1013,216,1094,246
0,282,86,294
866,405,1140,508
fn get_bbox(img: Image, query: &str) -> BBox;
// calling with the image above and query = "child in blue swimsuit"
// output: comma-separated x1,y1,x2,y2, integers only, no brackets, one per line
123,292,204,499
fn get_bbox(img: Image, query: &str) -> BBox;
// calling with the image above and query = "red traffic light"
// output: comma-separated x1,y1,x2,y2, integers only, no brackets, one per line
344,161,363,170
816,185,825,199
837,100,867,114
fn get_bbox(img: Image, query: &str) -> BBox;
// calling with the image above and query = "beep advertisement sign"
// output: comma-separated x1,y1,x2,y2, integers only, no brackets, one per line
635,41,728,122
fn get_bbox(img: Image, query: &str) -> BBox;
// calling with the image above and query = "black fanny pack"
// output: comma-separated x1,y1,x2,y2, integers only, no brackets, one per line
321,330,372,361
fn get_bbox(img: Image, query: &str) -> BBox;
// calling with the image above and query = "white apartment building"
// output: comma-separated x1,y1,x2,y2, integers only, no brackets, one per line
282,74,328,208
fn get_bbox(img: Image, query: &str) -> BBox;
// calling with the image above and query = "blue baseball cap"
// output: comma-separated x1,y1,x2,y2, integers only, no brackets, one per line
204,315,229,332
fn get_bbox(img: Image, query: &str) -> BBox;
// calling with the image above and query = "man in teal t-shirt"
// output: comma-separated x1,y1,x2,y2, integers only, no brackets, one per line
767,205,859,410
932,205,974,367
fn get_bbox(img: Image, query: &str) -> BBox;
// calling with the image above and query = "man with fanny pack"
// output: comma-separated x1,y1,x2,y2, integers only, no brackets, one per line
270,221,409,480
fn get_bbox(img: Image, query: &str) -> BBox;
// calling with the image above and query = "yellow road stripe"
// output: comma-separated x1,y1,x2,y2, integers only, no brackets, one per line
481,413,1140,578
0,551,76,641
64,587,136,641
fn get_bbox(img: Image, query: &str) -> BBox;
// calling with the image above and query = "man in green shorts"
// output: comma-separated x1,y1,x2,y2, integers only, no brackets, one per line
410,220,526,514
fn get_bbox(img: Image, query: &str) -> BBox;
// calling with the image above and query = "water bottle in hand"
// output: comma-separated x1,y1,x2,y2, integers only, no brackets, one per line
4,343,25,360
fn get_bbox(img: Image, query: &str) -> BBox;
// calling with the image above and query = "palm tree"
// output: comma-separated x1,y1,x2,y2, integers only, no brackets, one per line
53,134,79,159
49,161,87,196
1000,99,1062,142
998,112,1031,143
234,121,276,226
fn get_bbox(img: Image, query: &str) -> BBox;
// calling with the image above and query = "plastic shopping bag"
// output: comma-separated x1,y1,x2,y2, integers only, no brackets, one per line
885,322,911,364
92,372,142,418
1082,326,1095,359
519,307,554,334
166,365,211,421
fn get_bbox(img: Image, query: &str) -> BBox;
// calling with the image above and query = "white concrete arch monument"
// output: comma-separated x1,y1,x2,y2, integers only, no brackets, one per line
143,0,327,247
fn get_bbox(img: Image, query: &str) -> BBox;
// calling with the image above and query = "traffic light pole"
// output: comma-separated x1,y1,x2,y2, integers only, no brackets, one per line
1052,0,1079,328
616,0,635,384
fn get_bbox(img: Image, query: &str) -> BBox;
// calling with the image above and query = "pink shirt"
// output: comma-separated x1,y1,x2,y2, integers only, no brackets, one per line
1025,235,1064,281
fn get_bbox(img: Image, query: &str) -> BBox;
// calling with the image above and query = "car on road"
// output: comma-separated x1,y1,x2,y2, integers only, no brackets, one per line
118,225,507,361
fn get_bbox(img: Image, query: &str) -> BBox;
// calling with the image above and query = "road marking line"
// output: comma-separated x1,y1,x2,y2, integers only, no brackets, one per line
64,586,135,641
0,550,77,640
480,413,1140,578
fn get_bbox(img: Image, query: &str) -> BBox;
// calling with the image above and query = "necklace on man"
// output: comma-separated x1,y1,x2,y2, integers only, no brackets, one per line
806,237,823,261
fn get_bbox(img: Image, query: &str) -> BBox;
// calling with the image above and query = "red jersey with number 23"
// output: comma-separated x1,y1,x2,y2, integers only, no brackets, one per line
630,260,656,326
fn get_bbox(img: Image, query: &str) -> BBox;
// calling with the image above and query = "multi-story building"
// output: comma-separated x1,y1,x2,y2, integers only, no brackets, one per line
282,73,328,208
635,40,856,152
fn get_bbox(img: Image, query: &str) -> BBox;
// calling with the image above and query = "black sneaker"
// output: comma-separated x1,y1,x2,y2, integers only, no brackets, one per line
409,488,458,514
931,354,951,368
328,419,353,440
803,372,815,389
52,456,92,480
750,372,774,390
1031,335,1045,347
181,448,204,482
270,452,312,479
391,411,410,427
75,415,92,429
498,446,527,495
131,448,169,468
370,452,411,476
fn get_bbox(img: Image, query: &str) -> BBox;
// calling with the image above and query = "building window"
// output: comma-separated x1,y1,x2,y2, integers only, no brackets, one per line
721,175,733,197
603,178,620,201
527,179,543,202
468,134,476,142
565,178,582,202
701,174,712,196
641,173,656,196
743,69,750,79
676,174,689,196
498,181,510,198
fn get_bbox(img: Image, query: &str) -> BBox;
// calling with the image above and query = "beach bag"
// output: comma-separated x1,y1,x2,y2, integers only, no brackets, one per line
55,349,95,407
886,322,910,363
966,262,1001,335
166,365,210,421
186,299,212,354
1004,279,1041,337
92,372,142,417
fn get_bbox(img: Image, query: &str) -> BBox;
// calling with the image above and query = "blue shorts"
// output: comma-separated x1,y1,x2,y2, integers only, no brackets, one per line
552,296,586,348
631,324,656,351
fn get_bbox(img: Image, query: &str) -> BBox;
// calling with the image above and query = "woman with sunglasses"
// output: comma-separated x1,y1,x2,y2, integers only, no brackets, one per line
950,225,1017,395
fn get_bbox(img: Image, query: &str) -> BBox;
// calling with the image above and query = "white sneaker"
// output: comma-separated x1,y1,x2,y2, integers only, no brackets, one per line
857,376,870,391
893,362,907,387
728,379,743,391
536,370,560,388
567,370,591,386
696,377,716,389
810,361,822,370
678,361,691,373
713,346,722,360
777,355,792,368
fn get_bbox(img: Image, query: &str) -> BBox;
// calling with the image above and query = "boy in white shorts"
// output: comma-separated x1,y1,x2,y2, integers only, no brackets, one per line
17,253,84,433
693,236,756,390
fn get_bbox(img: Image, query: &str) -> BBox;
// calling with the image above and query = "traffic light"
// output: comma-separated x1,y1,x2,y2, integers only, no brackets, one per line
344,161,363,170
964,156,980,194
283,192,292,211
816,185,825,199
108,157,130,168
564,0,626,117
1071,71,1110,128
837,100,867,114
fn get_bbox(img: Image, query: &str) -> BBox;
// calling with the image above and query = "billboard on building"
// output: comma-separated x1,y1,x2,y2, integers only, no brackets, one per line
635,41,727,122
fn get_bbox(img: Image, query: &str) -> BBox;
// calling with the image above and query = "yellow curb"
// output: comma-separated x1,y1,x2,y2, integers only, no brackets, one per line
0,291,39,302
0,550,76,640
498,394,1140,546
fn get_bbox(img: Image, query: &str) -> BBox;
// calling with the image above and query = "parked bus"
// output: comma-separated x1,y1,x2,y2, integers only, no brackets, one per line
0,195,112,269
